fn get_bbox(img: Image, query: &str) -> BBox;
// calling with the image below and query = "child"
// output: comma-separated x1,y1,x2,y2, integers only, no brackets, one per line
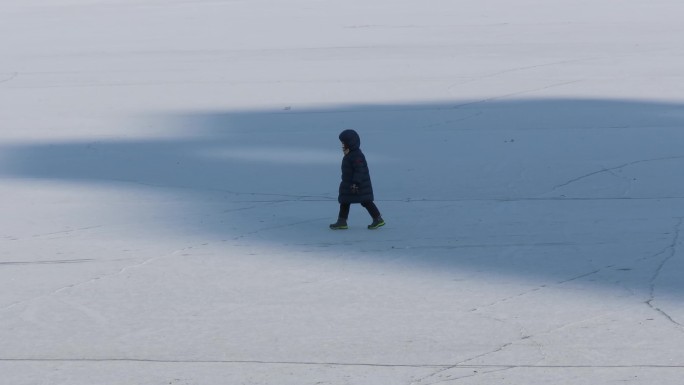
330,129,385,230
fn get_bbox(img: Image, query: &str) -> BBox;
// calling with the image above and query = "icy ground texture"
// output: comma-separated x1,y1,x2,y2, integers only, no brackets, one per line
1,0,684,384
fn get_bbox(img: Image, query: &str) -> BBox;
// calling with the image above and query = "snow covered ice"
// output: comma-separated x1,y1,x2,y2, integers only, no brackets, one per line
1,0,684,384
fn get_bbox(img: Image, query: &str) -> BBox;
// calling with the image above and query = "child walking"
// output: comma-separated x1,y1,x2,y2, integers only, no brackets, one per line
330,129,385,230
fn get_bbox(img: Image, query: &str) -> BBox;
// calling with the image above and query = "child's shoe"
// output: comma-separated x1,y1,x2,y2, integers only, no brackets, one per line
329,218,348,230
368,217,385,230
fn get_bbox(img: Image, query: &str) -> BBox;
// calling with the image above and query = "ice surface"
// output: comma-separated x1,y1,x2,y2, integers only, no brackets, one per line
1,0,684,384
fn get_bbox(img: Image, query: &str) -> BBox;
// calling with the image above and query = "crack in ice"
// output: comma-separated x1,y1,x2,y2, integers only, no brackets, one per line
0,72,18,85
646,217,683,327
550,156,684,192
0,248,190,313
2,357,684,369
469,268,603,313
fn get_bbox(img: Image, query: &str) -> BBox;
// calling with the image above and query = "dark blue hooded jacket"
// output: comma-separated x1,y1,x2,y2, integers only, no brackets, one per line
338,129,374,204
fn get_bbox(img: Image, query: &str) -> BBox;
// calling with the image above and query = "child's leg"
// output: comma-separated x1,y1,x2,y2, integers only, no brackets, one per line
338,203,351,219
330,203,350,229
361,201,381,219
362,201,385,229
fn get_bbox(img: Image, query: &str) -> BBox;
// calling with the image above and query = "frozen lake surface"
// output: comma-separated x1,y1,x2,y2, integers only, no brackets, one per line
1,1,684,383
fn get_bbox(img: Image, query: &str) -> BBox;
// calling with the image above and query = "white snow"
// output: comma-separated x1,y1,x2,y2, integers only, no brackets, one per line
1,0,684,384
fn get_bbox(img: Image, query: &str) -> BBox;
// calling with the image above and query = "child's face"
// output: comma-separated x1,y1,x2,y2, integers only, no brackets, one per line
341,141,349,155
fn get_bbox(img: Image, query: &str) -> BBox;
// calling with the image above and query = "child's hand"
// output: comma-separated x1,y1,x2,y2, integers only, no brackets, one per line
350,184,359,194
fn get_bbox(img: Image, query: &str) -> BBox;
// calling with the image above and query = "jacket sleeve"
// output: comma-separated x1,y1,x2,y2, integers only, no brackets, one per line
350,154,367,185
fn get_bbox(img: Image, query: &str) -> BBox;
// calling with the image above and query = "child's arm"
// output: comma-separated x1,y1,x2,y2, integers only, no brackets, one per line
349,154,367,193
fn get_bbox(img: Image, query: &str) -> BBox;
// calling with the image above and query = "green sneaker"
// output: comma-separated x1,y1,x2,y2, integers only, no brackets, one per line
329,218,348,230
368,217,385,230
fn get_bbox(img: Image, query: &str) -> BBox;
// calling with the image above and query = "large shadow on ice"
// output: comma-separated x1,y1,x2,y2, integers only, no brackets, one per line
2,98,684,298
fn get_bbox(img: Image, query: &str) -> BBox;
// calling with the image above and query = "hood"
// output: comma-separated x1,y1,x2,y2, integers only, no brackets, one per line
339,129,361,151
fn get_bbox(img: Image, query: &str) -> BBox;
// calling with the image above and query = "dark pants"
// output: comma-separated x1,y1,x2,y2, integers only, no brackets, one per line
338,201,381,220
